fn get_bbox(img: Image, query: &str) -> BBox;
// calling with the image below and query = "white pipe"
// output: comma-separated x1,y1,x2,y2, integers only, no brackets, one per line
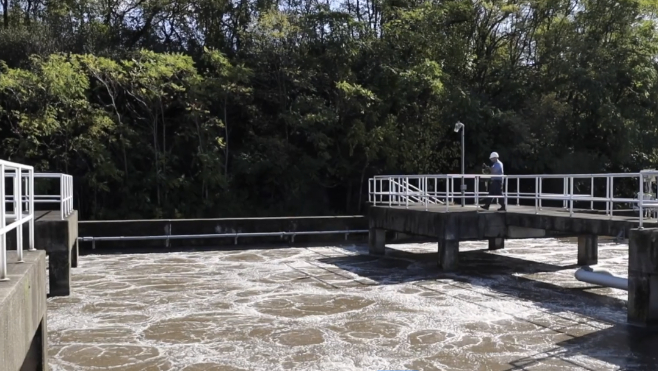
574,266,628,291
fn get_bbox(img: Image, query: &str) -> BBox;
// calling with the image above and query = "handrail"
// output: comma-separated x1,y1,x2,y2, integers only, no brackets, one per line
0,160,35,281
78,229,369,249
4,172,73,219
369,172,658,228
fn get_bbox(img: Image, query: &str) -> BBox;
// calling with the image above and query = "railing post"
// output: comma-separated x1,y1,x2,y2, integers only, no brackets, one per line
405,177,409,209
445,177,450,212
610,176,615,219
517,178,520,206
475,176,479,207
569,177,574,217
15,169,23,263
563,177,567,209
639,173,644,229
534,176,539,214
590,177,594,210
0,164,6,281
28,169,34,251
539,177,542,210
60,175,64,220
504,176,508,208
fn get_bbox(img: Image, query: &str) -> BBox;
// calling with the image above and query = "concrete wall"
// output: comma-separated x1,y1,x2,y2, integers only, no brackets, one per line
369,206,651,240
6,212,79,297
0,251,48,371
79,216,368,252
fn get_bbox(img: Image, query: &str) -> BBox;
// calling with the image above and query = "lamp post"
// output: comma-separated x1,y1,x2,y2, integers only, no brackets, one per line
454,121,465,207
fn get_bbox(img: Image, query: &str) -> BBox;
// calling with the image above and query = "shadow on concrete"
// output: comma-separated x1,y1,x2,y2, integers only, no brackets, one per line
318,245,658,370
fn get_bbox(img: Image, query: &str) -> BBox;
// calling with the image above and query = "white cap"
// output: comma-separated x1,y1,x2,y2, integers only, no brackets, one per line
489,152,499,159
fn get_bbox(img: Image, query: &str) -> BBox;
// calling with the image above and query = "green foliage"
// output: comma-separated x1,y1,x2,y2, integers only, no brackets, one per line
1,0,658,218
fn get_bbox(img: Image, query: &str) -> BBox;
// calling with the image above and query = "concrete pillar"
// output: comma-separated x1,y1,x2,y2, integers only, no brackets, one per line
488,237,505,250
628,229,658,327
368,228,386,255
71,239,79,268
48,250,71,297
438,239,459,271
20,318,47,370
578,235,598,266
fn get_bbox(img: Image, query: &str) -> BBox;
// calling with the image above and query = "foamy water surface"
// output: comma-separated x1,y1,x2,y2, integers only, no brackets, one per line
47,239,658,370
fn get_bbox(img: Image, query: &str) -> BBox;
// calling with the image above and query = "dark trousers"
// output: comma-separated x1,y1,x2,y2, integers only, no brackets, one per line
484,180,505,208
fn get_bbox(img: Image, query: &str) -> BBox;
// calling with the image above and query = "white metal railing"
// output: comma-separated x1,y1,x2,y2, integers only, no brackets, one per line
368,171,658,228
5,173,73,220
0,160,35,281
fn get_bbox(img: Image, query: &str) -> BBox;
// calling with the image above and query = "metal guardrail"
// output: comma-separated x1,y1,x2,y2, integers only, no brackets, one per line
368,171,658,228
78,230,369,249
0,160,35,281
5,173,74,219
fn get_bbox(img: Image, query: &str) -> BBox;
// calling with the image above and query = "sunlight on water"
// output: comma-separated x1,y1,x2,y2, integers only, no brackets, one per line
47,239,656,371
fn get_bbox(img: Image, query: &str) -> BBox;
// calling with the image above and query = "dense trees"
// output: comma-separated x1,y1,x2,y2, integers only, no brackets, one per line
1,0,658,219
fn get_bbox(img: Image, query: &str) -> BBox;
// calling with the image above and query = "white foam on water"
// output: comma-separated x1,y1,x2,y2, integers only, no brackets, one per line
47,239,650,371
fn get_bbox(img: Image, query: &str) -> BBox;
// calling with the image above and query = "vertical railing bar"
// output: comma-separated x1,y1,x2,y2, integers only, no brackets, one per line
535,176,539,214
539,177,542,210
15,169,23,263
610,177,614,219
639,173,644,229
405,177,409,209
0,163,6,280
590,177,594,210
28,169,34,251
569,177,574,217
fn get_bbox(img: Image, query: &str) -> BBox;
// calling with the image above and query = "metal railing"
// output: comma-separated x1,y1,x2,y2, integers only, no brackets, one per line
78,230,369,249
368,171,658,228
5,173,73,220
0,160,35,281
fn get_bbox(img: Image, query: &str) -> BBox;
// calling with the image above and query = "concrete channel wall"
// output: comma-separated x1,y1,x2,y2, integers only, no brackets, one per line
0,251,48,371
78,216,369,253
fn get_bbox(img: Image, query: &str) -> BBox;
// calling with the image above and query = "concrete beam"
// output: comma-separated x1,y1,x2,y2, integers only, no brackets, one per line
577,235,598,266
628,228,658,327
506,226,546,239
0,251,48,371
438,239,459,271
368,228,386,255
489,237,505,250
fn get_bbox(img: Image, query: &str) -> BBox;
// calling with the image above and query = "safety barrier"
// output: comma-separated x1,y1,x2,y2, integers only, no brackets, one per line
0,160,35,280
368,171,658,228
5,173,74,220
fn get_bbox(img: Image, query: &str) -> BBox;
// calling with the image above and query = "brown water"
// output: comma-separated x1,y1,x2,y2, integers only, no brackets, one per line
47,240,658,370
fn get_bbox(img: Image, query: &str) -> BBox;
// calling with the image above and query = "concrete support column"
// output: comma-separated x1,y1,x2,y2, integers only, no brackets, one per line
20,318,47,370
71,239,79,268
488,237,505,250
577,235,598,266
48,250,71,297
368,228,386,255
628,229,658,327
438,239,459,271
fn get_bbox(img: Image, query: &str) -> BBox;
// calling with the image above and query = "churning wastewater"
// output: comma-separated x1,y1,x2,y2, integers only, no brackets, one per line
47,239,658,371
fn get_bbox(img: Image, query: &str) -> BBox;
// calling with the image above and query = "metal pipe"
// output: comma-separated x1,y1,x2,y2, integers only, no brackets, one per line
78,230,369,246
575,266,628,291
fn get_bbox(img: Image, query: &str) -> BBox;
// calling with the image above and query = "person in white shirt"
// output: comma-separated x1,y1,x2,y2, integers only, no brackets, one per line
481,152,505,211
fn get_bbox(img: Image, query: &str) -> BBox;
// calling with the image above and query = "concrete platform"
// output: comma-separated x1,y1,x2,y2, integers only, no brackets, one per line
0,250,47,371
368,204,658,327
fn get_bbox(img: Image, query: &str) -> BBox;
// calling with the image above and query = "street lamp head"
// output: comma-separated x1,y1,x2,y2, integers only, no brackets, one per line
454,121,464,133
